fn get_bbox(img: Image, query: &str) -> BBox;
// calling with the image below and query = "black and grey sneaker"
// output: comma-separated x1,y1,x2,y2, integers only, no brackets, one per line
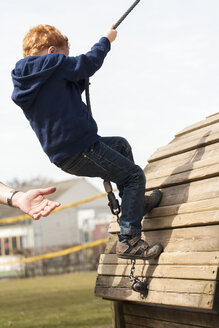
143,189,163,216
116,235,163,260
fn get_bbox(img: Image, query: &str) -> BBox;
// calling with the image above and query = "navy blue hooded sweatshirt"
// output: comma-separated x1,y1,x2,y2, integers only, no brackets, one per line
11,37,111,163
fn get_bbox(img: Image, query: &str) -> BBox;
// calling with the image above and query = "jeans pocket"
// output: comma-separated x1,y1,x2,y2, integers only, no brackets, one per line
58,153,85,174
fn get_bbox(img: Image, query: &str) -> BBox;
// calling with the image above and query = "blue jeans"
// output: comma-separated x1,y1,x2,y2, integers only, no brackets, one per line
55,137,146,236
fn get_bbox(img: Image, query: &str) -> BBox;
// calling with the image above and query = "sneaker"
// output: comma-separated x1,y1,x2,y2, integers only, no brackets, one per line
143,189,163,216
116,235,163,260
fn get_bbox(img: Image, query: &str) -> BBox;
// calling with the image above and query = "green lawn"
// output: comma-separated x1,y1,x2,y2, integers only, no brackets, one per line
0,272,112,328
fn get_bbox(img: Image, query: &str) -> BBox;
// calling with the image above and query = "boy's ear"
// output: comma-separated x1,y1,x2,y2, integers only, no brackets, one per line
48,46,56,54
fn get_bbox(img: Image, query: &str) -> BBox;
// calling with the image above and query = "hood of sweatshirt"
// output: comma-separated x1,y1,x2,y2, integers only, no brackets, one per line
11,54,65,111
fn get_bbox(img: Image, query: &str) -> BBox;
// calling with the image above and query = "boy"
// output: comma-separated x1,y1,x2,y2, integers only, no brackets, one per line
11,24,163,260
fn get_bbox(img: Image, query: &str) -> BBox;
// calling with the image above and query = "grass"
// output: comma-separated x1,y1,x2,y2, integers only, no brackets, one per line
0,272,112,328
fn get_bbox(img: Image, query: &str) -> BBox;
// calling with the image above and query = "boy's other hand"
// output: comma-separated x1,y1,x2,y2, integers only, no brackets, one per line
105,25,117,43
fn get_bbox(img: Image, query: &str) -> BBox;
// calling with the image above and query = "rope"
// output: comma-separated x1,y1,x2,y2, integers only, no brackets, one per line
114,0,141,29
0,238,108,266
85,0,141,114
0,191,109,225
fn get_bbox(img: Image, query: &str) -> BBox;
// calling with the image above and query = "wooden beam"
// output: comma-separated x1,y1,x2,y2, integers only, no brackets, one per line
97,276,216,295
145,160,219,190
145,143,219,175
155,177,219,207
99,252,219,266
125,314,203,328
97,264,218,280
109,210,219,233
111,301,125,328
175,112,219,138
105,225,219,254
96,287,214,310
123,302,219,328
147,197,219,218
148,130,219,163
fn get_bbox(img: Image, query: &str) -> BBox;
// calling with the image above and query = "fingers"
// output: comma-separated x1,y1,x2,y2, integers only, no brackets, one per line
32,213,41,220
31,200,60,220
40,203,59,217
37,187,57,196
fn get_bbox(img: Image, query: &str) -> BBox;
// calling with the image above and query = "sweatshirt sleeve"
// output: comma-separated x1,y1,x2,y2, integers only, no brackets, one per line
61,37,111,82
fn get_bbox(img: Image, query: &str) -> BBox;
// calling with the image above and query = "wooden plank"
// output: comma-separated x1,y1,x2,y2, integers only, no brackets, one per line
125,321,186,328
142,210,219,230
145,143,219,176
112,301,125,328
213,281,219,312
110,198,219,222
175,112,219,138
104,225,219,254
156,177,219,207
148,130,219,163
145,144,219,177
97,264,218,280
143,225,219,253
108,180,219,232
109,210,219,233
174,119,219,143
97,287,214,310
173,121,219,147
148,197,219,218
123,302,219,328
109,197,219,233
99,252,219,266
124,314,204,328
126,324,149,328
145,158,219,190
96,276,215,295
146,155,219,182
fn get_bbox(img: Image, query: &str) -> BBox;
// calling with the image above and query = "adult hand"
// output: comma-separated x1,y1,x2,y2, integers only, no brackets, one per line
12,187,60,220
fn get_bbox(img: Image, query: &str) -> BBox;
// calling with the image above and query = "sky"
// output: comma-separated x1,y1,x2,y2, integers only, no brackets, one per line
0,0,219,191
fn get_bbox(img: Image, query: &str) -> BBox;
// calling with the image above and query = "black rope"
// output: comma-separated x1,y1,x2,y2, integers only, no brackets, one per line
85,0,141,114
85,78,92,114
114,0,141,29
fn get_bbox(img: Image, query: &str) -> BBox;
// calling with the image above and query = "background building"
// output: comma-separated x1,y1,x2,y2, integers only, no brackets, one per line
0,178,112,277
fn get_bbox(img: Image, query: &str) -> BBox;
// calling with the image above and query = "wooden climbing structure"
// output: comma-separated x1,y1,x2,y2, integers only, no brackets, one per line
95,113,219,327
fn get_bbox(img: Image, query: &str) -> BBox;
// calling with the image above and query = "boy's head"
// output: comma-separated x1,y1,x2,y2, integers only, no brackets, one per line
23,24,69,57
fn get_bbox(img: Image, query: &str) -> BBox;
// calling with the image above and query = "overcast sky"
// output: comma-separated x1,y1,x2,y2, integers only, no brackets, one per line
1,0,219,191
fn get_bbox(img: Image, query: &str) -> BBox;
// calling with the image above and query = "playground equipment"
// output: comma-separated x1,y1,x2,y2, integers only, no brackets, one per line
95,113,219,327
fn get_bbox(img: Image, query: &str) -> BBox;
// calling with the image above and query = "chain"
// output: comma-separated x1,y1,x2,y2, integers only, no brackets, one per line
116,213,120,224
129,259,136,281
129,259,148,299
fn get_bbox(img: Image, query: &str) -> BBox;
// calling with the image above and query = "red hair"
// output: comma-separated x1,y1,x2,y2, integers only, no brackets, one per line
23,24,69,57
